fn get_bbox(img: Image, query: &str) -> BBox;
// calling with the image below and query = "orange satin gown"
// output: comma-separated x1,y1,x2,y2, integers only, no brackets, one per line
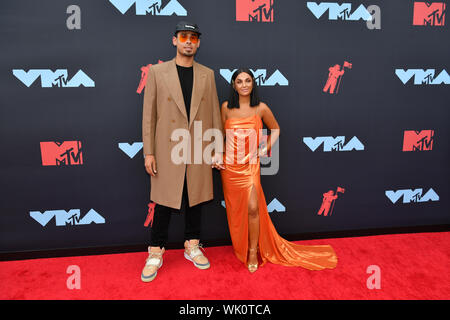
220,114,338,270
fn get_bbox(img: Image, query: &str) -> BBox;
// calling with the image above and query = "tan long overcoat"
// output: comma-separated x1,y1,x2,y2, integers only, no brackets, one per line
142,58,223,209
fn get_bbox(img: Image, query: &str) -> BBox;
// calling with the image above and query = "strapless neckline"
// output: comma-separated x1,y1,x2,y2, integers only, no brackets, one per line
225,114,260,123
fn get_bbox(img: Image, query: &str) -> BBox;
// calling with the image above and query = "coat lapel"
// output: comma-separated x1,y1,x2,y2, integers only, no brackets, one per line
189,61,206,129
163,59,188,120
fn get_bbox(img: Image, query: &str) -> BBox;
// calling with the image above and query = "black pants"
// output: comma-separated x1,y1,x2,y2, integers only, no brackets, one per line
149,175,203,248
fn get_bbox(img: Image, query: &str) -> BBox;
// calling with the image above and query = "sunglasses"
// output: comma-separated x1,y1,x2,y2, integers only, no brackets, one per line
177,33,199,44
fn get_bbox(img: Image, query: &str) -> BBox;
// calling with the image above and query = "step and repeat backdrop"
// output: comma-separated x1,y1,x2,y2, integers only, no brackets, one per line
1,0,449,255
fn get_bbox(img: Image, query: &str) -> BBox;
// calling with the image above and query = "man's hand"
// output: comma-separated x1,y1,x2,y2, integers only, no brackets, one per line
145,155,157,176
211,153,225,170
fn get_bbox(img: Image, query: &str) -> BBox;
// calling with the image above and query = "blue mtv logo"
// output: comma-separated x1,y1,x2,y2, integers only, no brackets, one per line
29,209,105,227
219,69,288,86
303,136,364,152
385,188,439,204
109,0,187,15
12,69,95,88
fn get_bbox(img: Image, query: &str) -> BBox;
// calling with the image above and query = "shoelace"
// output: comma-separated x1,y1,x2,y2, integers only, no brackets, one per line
187,243,205,258
145,252,162,266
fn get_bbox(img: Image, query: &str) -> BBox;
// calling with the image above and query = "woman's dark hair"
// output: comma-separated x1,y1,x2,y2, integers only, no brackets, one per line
227,69,260,109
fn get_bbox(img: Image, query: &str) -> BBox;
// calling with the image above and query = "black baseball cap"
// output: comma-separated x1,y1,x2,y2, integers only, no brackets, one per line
174,21,201,36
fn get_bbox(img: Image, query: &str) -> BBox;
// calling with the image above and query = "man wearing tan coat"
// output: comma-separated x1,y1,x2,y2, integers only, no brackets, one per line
141,21,224,282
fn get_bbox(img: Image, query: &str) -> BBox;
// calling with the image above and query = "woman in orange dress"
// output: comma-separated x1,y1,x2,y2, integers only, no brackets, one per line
216,69,338,273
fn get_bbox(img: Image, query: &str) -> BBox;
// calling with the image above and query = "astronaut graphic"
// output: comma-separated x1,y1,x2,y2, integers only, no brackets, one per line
136,60,164,94
317,187,345,216
323,61,352,94
144,202,156,227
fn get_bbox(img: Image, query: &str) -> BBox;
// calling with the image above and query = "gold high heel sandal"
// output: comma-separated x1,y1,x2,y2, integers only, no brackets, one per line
247,247,258,273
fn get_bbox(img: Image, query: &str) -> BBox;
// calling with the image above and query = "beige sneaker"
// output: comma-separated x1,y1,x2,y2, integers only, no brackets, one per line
184,240,210,270
141,247,165,282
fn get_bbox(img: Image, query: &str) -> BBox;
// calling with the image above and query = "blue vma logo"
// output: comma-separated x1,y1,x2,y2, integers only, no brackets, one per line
385,188,439,204
307,2,372,21
30,209,105,227
109,0,187,15
220,69,288,86
12,69,95,88
303,136,364,152
395,69,450,85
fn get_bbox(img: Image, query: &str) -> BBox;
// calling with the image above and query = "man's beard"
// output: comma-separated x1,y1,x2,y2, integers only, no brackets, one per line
179,47,196,57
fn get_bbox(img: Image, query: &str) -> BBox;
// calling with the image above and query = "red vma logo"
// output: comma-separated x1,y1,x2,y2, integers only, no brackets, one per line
323,61,352,94
40,141,83,166
403,130,434,151
413,2,446,26
236,0,274,22
317,187,345,216
136,60,164,94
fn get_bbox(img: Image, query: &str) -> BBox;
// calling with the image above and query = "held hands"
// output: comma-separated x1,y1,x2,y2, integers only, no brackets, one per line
146,154,224,173
211,153,225,170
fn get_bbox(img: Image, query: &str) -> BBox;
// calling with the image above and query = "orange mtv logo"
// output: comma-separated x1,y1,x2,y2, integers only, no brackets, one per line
402,130,434,151
40,141,83,166
236,0,274,22
413,2,446,26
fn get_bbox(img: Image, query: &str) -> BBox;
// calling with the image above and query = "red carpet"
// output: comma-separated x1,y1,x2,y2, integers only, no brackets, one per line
1,232,449,300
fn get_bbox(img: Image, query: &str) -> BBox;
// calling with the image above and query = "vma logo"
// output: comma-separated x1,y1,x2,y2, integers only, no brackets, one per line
40,141,83,166
385,188,439,204
395,69,450,85
413,2,446,26
236,0,274,22
109,0,187,15
220,69,288,86
12,69,95,88
403,130,434,152
303,136,364,152
30,209,105,227
307,2,372,21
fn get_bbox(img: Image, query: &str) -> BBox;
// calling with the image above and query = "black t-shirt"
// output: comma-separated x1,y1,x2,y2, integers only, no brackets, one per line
176,64,193,122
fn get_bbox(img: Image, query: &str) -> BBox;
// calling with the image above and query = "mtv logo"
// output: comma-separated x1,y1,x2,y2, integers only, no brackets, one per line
12,69,95,88
30,209,105,227
219,69,288,86
306,2,372,21
40,141,83,166
403,130,434,151
413,2,446,26
395,69,450,85
303,136,364,152
119,142,143,158
236,0,274,22
385,188,439,204
109,0,187,16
